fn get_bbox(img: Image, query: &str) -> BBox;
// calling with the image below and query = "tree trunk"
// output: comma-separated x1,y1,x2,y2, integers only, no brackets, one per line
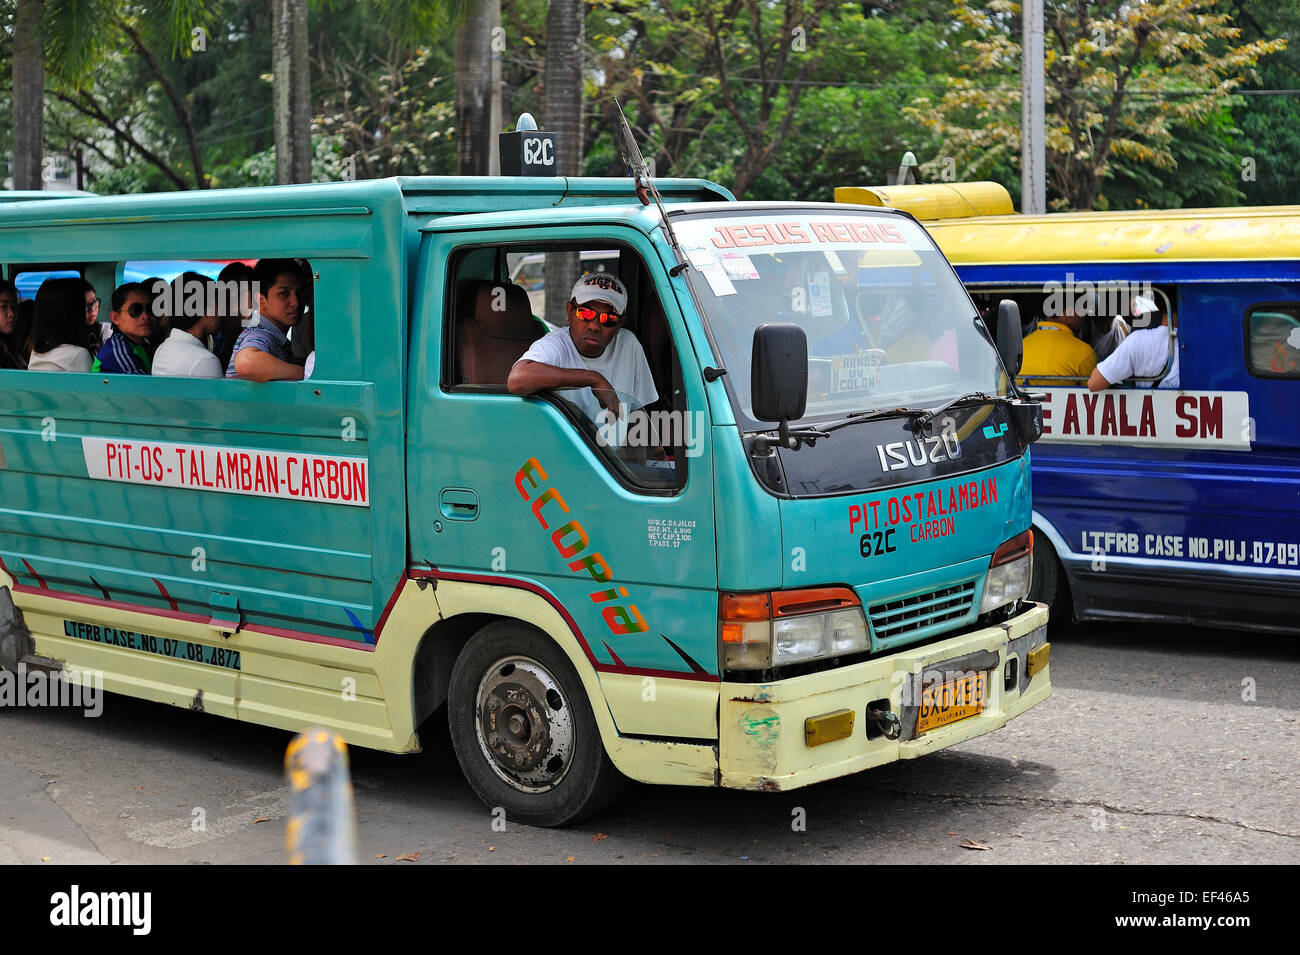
12,0,45,191
272,0,312,184
455,0,502,176
543,0,585,323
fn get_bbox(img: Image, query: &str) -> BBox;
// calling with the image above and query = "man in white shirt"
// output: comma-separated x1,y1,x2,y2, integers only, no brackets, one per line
152,272,224,379
1088,295,1180,390
508,272,658,424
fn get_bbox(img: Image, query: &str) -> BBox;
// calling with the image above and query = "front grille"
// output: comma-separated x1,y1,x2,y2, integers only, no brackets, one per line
869,581,976,640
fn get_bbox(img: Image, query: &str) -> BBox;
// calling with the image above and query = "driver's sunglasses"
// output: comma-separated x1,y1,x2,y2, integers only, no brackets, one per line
573,304,620,327
123,302,148,318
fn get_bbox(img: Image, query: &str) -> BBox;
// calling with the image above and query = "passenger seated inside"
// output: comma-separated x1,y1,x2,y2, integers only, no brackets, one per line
0,280,24,369
152,272,224,379
214,261,254,373
1088,295,1180,390
82,279,103,352
93,282,154,375
508,273,659,460
1020,296,1098,385
141,275,169,357
28,277,94,373
226,258,306,382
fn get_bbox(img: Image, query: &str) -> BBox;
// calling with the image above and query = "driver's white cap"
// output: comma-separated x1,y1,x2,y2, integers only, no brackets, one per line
571,272,627,314
1131,294,1159,316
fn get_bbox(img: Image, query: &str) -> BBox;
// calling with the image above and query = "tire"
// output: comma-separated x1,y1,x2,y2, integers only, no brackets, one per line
1030,528,1072,625
447,621,626,827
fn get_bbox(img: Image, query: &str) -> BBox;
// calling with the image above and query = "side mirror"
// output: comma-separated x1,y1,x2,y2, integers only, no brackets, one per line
751,323,808,423
1010,400,1043,444
996,299,1023,378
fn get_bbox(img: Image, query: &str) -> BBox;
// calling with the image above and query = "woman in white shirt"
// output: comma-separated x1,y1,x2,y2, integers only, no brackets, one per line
152,272,224,378
27,277,93,372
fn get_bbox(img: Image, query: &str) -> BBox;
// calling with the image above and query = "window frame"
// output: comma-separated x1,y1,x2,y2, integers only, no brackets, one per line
1242,301,1300,381
439,232,692,498
966,283,1177,387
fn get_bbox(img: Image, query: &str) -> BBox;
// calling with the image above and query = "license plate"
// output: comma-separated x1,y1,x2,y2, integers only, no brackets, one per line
916,671,987,735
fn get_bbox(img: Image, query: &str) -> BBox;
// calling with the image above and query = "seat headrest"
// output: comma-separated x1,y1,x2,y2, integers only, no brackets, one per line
470,282,537,340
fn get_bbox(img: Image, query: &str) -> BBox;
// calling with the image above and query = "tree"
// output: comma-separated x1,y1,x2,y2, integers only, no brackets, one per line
12,0,45,189
272,0,310,183
1223,0,1300,204
908,1,1286,210
454,0,501,174
542,0,584,320
38,0,222,190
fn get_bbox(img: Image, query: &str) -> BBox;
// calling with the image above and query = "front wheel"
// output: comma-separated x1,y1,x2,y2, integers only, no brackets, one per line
447,622,625,827
1029,528,1072,625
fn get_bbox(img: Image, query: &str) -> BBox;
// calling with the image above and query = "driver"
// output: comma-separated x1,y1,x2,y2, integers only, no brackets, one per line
507,272,658,426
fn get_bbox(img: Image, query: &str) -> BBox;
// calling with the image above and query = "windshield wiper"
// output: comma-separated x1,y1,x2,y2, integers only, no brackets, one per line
820,406,931,434
914,392,1015,429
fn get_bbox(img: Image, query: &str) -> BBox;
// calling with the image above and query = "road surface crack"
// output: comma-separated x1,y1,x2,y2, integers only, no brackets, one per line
879,789,1300,839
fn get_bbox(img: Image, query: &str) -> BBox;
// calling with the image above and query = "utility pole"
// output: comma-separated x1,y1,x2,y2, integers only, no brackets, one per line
1021,0,1045,214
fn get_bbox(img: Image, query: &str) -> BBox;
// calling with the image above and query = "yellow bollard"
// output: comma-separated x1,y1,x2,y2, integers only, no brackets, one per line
284,727,358,865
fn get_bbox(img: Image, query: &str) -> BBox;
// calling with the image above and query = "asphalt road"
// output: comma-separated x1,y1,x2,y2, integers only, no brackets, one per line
1,621,1296,865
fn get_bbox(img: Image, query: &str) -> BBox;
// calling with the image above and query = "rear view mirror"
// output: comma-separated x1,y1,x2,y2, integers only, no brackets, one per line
751,323,808,423
996,299,1023,378
1010,400,1043,444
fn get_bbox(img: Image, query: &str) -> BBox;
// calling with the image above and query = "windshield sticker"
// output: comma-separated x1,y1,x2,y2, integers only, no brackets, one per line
718,251,759,280
683,243,737,297
808,271,833,318
829,349,885,394
679,216,934,255
1038,389,1250,450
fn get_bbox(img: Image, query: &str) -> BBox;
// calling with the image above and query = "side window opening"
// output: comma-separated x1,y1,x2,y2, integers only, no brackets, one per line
446,241,688,494
969,283,1177,386
1245,304,1300,379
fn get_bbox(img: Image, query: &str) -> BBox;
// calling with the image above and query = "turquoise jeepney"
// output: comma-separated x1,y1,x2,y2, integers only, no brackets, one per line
0,177,1050,825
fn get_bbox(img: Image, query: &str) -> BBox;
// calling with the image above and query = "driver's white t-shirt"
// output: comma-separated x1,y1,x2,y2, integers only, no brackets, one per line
1095,325,1180,389
517,326,659,423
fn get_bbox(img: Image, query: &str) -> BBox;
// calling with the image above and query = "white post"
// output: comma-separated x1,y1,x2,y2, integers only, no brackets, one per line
1021,0,1046,214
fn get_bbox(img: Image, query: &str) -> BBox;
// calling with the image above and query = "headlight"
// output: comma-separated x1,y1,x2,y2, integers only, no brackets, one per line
722,588,870,670
980,530,1033,613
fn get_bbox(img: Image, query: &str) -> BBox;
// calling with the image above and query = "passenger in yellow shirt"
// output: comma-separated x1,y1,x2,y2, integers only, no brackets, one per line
1020,305,1098,386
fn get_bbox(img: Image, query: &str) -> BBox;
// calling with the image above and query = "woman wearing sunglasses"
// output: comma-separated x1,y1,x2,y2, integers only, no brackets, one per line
28,277,94,373
92,283,155,375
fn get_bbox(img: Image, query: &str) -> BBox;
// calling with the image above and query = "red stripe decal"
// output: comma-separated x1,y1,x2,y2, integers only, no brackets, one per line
152,578,180,613
20,559,48,590
410,567,719,683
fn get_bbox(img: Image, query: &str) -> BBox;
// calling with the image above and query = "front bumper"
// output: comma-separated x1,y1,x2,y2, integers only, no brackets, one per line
718,602,1050,790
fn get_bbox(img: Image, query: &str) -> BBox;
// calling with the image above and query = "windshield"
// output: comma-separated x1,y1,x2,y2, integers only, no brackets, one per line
674,211,1006,428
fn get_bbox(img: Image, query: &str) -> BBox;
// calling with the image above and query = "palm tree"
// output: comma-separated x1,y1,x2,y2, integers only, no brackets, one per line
12,0,45,190
271,0,311,184
542,0,584,320
36,0,218,189
453,0,501,175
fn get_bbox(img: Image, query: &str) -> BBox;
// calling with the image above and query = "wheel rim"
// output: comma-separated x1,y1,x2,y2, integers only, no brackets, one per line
473,655,575,794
